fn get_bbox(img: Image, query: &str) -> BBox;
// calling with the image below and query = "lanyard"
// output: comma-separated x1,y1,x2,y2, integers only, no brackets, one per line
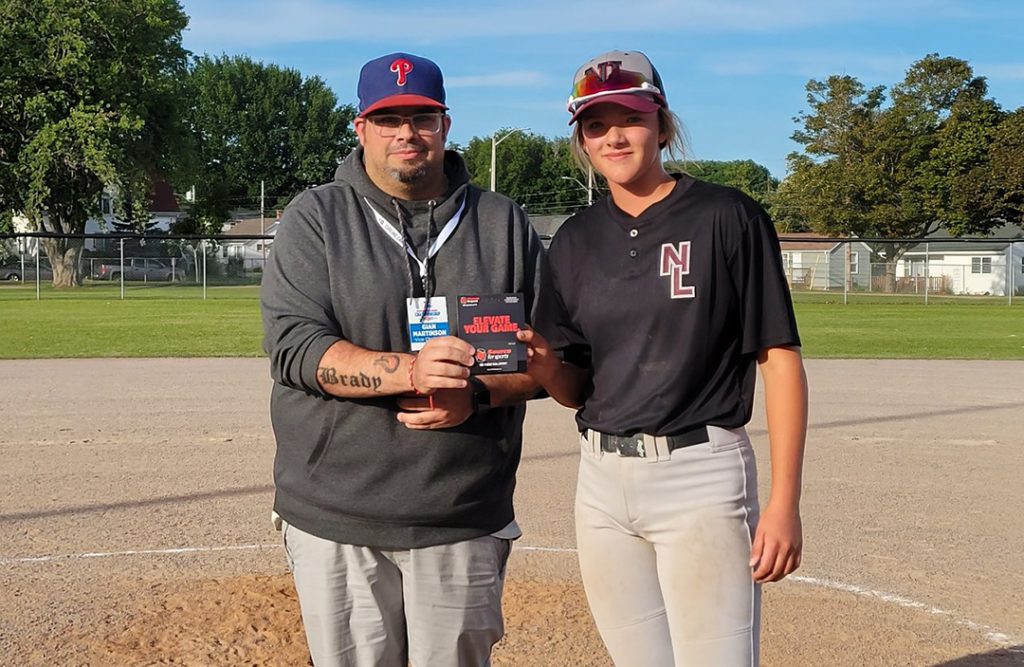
364,195,467,280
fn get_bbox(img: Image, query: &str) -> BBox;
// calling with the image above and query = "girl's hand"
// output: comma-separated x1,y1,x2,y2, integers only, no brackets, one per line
750,502,802,583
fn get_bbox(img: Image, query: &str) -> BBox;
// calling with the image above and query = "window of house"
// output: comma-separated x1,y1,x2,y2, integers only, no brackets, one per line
100,195,112,215
849,252,859,275
971,257,992,274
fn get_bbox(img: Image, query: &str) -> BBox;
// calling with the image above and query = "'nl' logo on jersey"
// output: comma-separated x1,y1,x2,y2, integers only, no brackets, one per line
660,242,695,299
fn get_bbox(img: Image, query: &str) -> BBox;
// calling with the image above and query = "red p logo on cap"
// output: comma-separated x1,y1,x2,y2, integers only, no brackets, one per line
390,58,413,86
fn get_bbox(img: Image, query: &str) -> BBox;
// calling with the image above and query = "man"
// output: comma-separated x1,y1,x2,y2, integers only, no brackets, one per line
260,52,545,667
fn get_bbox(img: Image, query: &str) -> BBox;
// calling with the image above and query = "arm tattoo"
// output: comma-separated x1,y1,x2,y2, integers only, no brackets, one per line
318,366,339,384
373,354,401,373
318,366,384,392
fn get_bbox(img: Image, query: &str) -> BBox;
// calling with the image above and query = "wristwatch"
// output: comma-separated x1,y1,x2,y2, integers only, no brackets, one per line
468,375,491,413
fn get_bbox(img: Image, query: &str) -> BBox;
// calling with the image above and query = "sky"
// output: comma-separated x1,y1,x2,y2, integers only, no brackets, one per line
178,0,1024,179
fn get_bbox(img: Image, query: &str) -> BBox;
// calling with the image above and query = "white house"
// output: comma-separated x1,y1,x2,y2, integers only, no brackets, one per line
897,224,1024,296
12,181,186,255
219,217,279,271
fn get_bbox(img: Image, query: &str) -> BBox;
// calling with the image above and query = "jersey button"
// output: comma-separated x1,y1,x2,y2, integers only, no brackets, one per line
629,249,638,258
630,229,638,238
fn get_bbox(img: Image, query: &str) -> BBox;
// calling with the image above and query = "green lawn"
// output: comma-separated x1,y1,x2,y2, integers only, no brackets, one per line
1,284,1022,359
795,303,1024,359
0,284,264,358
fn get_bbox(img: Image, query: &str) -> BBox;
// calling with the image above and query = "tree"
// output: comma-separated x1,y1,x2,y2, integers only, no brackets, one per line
964,109,1024,228
672,159,778,209
179,55,357,232
461,131,595,215
0,0,189,287
780,55,1006,290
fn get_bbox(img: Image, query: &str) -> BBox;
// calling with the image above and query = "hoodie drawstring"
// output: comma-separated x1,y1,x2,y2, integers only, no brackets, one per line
390,199,417,300
391,198,437,302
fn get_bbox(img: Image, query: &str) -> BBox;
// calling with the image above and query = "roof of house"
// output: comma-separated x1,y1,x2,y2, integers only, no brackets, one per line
149,180,180,213
904,222,1024,254
778,232,871,252
528,215,570,239
222,218,278,236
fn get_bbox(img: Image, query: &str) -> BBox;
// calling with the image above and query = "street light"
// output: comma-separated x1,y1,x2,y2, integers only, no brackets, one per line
561,165,595,206
490,127,529,192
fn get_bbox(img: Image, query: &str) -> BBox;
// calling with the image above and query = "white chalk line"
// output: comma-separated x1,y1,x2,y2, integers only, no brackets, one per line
789,575,1022,651
2,543,1021,652
0,543,281,565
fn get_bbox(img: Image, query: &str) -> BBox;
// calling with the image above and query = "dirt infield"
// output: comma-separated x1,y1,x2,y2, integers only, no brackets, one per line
2,358,1023,666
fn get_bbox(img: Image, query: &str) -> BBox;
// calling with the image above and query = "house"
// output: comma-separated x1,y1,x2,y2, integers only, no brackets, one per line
896,223,1024,296
219,216,279,271
778,233,874,291
81,181,187,254
10,181,186,254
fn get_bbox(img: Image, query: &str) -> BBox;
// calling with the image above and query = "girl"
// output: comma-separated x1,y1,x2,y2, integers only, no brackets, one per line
519,50,808,666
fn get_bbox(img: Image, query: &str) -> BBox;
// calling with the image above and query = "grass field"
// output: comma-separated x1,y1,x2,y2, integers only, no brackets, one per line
0,284,264,358
1,283,1022,359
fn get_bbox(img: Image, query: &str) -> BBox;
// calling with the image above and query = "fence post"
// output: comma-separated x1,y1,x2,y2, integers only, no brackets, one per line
924,243,930,305
843,240,849,305
201,239,208,301
35,244,41,301
1011,240,1016,306
119,237,125,300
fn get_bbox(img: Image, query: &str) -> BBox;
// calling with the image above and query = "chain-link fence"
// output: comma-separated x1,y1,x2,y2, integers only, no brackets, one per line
0,233,271,299
2,232,1022,304
779,237,1023,304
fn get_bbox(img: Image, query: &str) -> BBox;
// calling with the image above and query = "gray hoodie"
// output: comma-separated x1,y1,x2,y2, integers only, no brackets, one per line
260,147,546,549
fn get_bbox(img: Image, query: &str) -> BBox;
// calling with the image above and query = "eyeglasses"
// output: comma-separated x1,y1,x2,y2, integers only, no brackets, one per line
568,67,662,114
366,113,444,137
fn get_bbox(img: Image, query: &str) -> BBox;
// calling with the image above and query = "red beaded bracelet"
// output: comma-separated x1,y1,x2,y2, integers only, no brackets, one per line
408,355,425,395
408,356,434,408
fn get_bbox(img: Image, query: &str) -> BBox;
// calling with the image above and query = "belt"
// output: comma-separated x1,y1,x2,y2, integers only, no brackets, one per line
587,425,709,458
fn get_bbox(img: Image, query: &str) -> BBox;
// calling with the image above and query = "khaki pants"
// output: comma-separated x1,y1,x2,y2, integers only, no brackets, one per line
576,426,761,667
282,522,511,667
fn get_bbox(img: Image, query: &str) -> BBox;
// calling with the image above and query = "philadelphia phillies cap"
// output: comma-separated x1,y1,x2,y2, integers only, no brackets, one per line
357,52,448,117
567,50,667,124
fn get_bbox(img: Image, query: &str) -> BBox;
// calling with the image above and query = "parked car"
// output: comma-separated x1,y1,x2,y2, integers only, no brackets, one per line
0,261,54,282
92,258,185,282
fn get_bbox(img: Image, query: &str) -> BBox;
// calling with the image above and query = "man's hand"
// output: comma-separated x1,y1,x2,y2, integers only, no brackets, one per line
749,502,803,583
399,336,476,429
410,336,475,394
396,387,474,430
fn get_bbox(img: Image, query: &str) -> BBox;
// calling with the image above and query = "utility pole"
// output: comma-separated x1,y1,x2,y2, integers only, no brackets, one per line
260,180,266,264
562,165,594,206
490,127,529,192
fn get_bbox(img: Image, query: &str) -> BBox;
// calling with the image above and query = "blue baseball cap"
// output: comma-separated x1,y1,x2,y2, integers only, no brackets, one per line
357,52,448,117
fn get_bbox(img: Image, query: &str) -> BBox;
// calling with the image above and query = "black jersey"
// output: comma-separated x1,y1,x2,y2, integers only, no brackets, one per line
535,174,800,437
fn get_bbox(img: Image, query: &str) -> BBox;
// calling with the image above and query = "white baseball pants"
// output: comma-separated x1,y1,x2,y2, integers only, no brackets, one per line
575,426,762,667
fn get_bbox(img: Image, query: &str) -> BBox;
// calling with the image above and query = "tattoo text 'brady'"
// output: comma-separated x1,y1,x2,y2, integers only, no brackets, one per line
318,367,383,392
